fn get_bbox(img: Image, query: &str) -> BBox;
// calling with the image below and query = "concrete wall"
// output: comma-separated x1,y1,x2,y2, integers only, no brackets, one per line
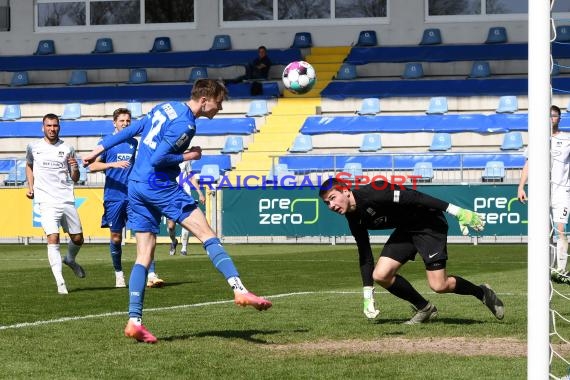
0,1,529,56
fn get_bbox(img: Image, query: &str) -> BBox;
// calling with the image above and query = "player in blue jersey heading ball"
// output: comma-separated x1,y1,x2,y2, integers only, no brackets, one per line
83,80,272,343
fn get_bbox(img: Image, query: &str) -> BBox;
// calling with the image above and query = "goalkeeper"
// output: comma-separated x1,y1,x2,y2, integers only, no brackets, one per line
318,178,504,324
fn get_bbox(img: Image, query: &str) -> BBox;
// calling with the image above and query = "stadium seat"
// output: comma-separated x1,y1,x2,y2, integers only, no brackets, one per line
92,37,113,53
355,30,378,46
290,134,313,153
419,28,442,45
500,131,523,151
128,68,148,84
3,165,26,186
429,133,452,151
426,97,448,115
149,36,172,53
245,99,269,117
67,70,88,86
187,67,208,82
359,134,382,152
198,164,221,182
268,163,290,177
2,104,21,121
290,32,313,48
356,98,380,116
485,27,507,44
34,39,55,55
126,101,143,119
221,136,244,154
556,25,570,42
336,63,357,80
482,161,505,182
412,162,434,182
10,71,29,87
496,96,518,113
469,61,491,78
77,165,88,185
402,62,424,79
552,60,561,76
60,103,81,120
343,162,363,177
211,34,231,50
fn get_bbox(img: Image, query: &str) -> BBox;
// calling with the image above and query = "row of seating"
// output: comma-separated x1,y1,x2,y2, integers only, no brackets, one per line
289,131,524,153
0,102,144,121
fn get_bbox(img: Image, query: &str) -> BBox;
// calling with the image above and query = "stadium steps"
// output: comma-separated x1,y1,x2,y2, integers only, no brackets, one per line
283,46,351,98
228,98,320,184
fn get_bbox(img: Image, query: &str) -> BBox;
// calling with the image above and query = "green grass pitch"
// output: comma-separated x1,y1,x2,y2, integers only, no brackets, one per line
0,243,560,379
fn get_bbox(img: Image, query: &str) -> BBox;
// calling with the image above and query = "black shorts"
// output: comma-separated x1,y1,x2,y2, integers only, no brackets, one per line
381,225,448,271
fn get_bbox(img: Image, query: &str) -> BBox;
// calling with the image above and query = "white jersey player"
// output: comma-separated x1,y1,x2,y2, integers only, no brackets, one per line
25,113,86,294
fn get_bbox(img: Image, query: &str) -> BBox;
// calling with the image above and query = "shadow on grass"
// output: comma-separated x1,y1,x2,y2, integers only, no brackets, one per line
161,329,284,344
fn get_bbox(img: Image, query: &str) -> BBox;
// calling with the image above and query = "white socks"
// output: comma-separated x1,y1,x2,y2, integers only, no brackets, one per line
181,228,190,251
557,237,568,272
47,244,65,285
228,276,248,294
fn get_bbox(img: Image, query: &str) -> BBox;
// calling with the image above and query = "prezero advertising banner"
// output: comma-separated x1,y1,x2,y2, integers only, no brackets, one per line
221,184,528,237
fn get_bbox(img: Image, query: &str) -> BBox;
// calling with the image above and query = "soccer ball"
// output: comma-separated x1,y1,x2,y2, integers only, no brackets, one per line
282,61,316,95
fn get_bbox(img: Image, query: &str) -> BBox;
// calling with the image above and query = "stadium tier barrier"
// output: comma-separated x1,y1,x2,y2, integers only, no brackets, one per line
0,117,257,138
0,82,280,104
321,77,570,99
344,42,570,64
0,48,303,71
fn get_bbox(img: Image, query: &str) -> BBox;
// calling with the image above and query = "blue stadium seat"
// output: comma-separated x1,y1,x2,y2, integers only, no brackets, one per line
420,28,442,45
34,39,55,55
336,63,357,80
211,34,231,50
187,67,208,82
429,133,452,151
556,25,570,42
77,165,88,185
412,162,434,182
552,60,561,76
2,104,21,121
343,162,363,177
246,99,269,117
356,98,380,116
426,97,448,115
67,70,88,86
500,131,523,151
60,103,81,120
291,32,313,48
92,37,113,54
221,136,244,154
290,134,313,153
128,68,148,84
198,164,221,183
4,165,26,186
496,96,518,113
10,71,29,87
359,134,382,152
356,30,377,46
482,161,505,182
126,101,143,119
485,27,507,44
149,36,172,53
469,61,491,78
402,62,424,79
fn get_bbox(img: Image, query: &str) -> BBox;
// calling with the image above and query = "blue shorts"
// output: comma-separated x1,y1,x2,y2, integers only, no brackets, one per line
101,199,129,233
127,180,197,234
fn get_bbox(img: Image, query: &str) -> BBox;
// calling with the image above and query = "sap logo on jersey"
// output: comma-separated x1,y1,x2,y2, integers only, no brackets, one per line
473,196,526,225
258,198,319,225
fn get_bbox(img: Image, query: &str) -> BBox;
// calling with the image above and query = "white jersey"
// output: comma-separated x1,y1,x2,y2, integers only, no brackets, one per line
26,138,76,205
551,132,570,194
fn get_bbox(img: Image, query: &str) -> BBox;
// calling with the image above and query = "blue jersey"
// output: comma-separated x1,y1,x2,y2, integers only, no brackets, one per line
99,137,138,201
101,101,196,184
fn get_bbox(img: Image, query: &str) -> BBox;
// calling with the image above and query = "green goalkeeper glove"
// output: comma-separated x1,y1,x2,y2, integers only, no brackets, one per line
363,286,380,319
447,205,485,235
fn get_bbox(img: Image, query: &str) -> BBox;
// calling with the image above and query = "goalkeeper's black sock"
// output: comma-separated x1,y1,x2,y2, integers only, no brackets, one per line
386,274,429,310
451,275,484,300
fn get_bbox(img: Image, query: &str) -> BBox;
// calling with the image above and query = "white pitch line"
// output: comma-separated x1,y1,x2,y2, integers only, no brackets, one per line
0,290,519,331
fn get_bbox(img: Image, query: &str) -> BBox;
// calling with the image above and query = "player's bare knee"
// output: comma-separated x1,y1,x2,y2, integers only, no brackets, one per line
71,235,84,246
373,270,392,286
429,281,449,293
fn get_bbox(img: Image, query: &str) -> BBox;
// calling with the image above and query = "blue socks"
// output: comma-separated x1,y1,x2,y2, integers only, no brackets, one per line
128,264,147,318
203,237,239,279
110,242,122,272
